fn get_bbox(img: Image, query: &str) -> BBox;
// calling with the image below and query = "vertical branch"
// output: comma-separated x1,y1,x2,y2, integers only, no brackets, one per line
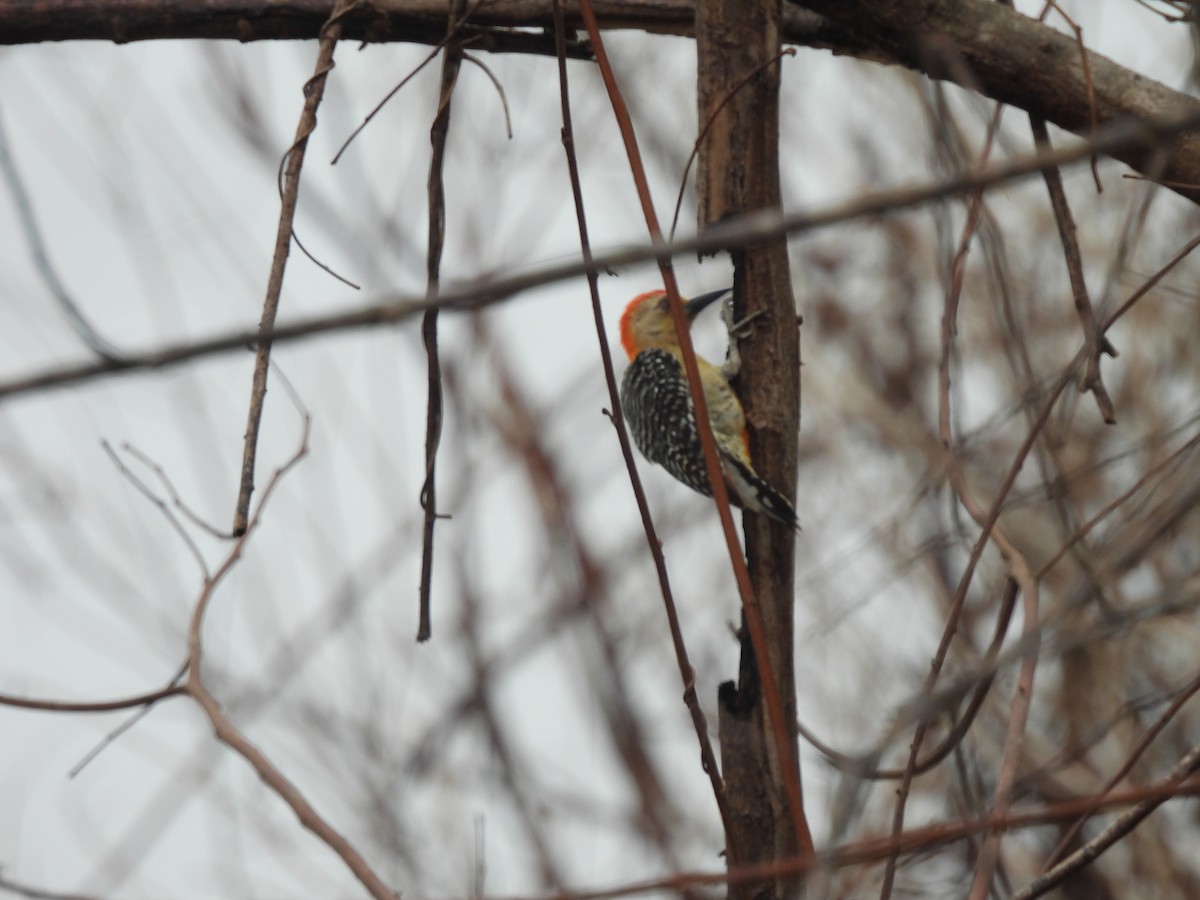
416,0,467,642
694,0,810,894
575,0,811,874
232,0,355,536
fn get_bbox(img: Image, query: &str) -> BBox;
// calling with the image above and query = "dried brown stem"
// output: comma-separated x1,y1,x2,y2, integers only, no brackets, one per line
1029,115,1117,423
187,679,399,900
231,0,356,537
967,552,1039,899
182,389,397,897
416,0,467,642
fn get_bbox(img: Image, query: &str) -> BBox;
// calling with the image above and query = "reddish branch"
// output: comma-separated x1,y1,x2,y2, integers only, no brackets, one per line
549,0,734,838
504,776,1200,900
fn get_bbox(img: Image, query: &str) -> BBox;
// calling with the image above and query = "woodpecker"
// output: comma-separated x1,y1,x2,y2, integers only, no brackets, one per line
618,289,799,529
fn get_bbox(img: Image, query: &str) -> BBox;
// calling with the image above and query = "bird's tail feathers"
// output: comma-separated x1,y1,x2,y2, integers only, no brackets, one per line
721,453,801,531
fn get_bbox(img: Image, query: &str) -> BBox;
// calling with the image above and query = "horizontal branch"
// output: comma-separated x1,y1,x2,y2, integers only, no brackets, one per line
7,1,1199,204
0,0,703,48
501,775,1200,900
0,105,1194,403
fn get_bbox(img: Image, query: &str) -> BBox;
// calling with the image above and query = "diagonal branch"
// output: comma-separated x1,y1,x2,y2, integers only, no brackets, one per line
1,110,1197,405
1011,740,1200,900
1029,115,1118,423
231,0,357,536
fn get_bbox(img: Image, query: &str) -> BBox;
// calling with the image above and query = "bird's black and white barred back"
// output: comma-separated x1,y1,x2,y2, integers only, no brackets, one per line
620,348,710,495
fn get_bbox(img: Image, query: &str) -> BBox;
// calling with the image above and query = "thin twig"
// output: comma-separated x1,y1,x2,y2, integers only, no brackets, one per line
330,0,487,165
120,443,231,539
1103,231,1200,328
1029,115,1117,422
231,0,357,537
188,679,398,899
967,553,1039,899
0,106,122,360
417,0,469,642
67,677,183,779
101,440,211,580
189,372,310,678
1043,0,1102,191
668,48,796,241
463,52,513,139
0,683,183,713
183,381,396,897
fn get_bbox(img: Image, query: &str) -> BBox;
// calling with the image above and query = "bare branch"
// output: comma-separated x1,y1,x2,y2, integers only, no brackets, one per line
0,683,183,713
7,0,1200,202
0,108,1193,405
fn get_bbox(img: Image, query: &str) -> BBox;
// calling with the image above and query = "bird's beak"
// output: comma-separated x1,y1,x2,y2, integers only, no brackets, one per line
684,288,733,320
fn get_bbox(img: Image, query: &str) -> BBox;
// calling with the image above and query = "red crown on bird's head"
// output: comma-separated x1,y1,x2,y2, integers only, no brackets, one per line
619,290,667,359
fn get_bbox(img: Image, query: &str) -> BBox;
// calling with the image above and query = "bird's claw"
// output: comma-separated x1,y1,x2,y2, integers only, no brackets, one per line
719,297,765,379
